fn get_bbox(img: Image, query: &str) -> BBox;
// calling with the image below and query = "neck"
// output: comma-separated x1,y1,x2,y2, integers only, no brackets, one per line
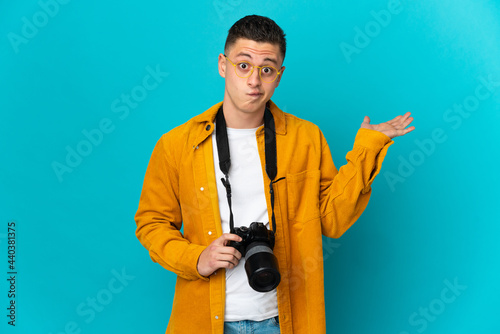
225,112,264,129
222,104,266,129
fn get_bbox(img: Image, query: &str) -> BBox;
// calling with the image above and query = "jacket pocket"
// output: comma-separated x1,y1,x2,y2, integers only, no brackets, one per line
286,170,321,222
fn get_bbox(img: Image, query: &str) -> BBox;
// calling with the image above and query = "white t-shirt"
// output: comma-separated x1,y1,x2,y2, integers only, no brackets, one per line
212,124,279,322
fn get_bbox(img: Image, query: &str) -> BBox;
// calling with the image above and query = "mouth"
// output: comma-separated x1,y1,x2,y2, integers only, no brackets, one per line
248,92,263,98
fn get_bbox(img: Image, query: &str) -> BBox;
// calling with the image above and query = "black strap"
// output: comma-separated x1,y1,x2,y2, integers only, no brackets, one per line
215,105,278,233
264,108,278,233
215,108,231,175
215,108,234,231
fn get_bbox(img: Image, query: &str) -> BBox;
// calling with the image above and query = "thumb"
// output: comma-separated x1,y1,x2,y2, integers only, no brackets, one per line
362,116,370,125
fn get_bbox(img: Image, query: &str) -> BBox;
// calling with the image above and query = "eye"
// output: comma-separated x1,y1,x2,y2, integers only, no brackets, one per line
261,67,275,76
238,62,251,71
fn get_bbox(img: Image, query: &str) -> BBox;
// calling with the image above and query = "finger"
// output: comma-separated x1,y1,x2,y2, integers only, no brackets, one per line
387,112,412,125
392,111,412,124
396,117,413,130
221,260,238,270
394,125,415,138
393,114,413,129
215,244,242,260
404,125,416,133
225,247,242,260
397,112,412,125
214,233,242,246
362,116,370,125
212,256,239,269
223,233,243,242
216,253,241,265
205,248,240,268
386,115,402,126
221,233,243,245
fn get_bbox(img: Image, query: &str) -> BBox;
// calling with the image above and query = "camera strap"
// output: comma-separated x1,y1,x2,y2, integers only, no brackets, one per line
215,105,278,234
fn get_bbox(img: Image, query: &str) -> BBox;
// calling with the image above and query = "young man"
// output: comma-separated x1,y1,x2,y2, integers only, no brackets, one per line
135,15,414,334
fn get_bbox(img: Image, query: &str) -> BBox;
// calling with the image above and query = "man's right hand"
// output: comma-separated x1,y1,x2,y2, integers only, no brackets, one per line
197,233,243,277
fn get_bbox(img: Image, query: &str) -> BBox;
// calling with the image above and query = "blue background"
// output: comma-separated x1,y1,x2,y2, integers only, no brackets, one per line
1,0,499,333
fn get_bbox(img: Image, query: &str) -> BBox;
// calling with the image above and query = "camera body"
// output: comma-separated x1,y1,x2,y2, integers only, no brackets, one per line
230,222,275,256
228,222,280,292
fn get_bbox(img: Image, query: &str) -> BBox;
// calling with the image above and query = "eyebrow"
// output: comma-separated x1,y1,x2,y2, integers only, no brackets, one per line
235,52,278,65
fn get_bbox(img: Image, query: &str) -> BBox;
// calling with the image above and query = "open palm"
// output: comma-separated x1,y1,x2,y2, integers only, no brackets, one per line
361,112,415,139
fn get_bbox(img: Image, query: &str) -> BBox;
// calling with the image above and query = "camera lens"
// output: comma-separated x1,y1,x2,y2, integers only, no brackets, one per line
244,242,280,292
256,271,273,284
255,271,275,287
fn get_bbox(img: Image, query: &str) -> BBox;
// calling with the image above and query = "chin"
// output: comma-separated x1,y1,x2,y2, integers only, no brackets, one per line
241,105,264,115
243,99,266,111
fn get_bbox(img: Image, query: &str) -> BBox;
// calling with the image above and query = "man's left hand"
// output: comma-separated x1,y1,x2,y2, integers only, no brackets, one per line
361,112,415,139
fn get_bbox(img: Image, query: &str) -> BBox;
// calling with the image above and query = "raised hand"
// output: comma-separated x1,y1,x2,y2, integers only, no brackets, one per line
360,112,415,139
197,233,242,277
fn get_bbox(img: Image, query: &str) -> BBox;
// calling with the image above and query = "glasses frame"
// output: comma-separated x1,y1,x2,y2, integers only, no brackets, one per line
224,55,282,83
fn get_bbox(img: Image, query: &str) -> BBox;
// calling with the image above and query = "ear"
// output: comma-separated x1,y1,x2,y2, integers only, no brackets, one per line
274,66,285,87
218,53,226,78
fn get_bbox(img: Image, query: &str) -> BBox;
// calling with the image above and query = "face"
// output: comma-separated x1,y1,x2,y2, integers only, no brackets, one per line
218,38,285,118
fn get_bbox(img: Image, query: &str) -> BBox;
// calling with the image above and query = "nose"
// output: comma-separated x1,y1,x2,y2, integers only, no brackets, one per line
247,67,261,87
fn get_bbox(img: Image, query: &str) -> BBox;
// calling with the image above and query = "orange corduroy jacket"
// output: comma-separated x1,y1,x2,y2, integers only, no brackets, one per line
135,100,393,333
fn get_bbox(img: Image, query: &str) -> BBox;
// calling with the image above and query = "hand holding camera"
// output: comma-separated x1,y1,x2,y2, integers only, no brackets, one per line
197,233,243,277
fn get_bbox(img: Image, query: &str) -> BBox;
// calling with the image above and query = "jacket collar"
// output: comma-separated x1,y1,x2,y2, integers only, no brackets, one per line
192,100,287,136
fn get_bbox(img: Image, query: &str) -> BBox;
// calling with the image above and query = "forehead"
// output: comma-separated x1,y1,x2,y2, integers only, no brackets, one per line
226,38,282,64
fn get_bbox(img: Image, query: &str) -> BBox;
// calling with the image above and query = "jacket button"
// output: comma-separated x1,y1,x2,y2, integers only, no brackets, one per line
200,187,204,191
208,231,212,235
215,315,219,320
206,124,211,131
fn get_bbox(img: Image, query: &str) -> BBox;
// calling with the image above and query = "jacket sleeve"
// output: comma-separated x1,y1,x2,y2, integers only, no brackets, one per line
134,134,208,281
319,128,393,238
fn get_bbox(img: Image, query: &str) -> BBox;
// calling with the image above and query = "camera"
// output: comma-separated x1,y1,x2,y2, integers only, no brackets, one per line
228,222,281,292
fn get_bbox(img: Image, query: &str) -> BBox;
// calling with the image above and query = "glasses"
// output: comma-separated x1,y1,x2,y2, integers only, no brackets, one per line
224,55,282,83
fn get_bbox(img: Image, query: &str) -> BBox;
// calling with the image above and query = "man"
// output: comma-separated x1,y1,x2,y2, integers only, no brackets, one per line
135,15,414,334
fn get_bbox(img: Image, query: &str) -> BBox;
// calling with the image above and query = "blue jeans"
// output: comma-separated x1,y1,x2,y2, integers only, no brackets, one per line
224,316,280,334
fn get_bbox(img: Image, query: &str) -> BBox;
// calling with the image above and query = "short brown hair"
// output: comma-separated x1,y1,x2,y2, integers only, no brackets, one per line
224,15,287,61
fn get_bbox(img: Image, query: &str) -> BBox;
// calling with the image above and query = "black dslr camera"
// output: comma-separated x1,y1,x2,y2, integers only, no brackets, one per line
228,222,281,292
